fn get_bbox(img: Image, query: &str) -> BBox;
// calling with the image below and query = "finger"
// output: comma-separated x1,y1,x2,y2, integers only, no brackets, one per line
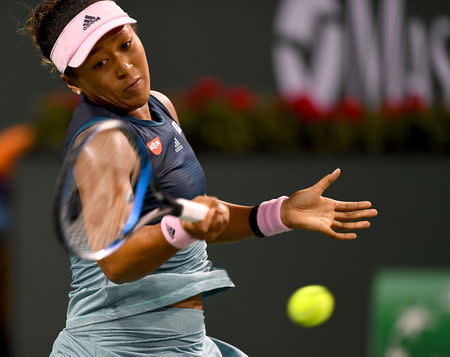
213,204,230,228
335,209,378,221
193,195,219,208
194,207,215,234
323,226,357,240
333,200,372,211
208,217,227,239
216,202,228,215
201,206,230,242
332,220,371,230
311,168,341,194
208,206,228,232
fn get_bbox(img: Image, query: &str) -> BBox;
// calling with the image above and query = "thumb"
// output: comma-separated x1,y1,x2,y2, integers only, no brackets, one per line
310,168,341,194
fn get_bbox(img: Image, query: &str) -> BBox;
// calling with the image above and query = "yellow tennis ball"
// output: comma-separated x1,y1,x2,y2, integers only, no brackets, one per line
287,285,335,327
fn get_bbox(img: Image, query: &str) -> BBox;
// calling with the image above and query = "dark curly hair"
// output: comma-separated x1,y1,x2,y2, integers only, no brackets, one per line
25,0,116,72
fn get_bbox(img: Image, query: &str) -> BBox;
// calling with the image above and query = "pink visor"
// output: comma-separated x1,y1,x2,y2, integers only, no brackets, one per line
50,1,137,73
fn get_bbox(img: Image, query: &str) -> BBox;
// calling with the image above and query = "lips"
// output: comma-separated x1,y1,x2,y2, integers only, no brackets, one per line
125,78,142,92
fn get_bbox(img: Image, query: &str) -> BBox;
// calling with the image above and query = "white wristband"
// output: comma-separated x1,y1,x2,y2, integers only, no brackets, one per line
161,215,196,249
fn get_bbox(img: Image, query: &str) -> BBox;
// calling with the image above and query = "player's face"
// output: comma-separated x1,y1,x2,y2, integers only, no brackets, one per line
67,25,151,114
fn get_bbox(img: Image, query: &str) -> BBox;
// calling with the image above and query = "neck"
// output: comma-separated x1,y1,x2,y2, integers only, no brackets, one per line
128,102,152,120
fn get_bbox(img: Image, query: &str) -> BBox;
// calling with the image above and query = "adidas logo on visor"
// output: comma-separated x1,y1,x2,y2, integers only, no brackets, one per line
83,15,101,30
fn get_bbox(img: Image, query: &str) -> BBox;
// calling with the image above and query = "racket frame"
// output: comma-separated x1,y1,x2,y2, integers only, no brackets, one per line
54,119,152,260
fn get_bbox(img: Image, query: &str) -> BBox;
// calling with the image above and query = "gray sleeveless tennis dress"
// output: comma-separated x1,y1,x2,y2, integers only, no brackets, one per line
50,95,248,356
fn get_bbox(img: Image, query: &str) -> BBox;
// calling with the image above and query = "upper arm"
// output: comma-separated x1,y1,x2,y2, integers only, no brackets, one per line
151,90,180,124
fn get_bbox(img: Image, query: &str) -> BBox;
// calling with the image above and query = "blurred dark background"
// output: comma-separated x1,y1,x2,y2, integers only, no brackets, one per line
1,0,449,356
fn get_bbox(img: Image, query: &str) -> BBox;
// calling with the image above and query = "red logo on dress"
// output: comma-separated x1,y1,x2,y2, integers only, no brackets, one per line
147,137,162,155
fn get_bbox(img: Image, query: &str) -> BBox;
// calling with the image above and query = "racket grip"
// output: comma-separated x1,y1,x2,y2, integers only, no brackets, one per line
176,198,209,222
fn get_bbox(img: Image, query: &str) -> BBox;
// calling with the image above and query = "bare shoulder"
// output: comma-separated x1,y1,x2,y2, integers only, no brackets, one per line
150,90,180,124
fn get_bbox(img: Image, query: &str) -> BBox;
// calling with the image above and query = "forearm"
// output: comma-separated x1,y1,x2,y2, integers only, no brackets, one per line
209,201,254,243
212,197,294,243
97,198,253,280
98,224,178,283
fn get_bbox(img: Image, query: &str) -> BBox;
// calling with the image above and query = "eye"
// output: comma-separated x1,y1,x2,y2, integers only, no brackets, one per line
121,40,132,50
93,59,107,69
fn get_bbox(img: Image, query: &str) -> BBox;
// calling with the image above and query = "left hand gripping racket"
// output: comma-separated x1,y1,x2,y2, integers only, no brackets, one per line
54,119,209,260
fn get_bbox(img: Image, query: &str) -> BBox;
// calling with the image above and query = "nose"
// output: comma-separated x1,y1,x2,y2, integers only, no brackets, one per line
116,56,133,78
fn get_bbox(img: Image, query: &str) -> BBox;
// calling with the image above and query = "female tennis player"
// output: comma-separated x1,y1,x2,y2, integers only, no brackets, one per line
26,1,377,356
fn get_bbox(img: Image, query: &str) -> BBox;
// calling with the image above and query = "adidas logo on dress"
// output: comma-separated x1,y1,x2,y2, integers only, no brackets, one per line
83,15,101,30
174,138,183,153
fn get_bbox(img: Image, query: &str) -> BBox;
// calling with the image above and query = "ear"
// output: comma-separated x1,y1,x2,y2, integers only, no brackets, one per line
61,74,82,96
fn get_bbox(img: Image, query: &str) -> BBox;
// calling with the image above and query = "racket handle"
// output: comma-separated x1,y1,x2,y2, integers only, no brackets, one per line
176,198,209,222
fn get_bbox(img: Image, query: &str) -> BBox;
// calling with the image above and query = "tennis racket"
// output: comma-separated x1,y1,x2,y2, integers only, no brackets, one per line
54,119,209,261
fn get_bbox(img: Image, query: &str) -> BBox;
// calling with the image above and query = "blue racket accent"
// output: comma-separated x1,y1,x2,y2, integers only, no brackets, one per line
121,136,152,235
89,238,126,261
62,171,73,207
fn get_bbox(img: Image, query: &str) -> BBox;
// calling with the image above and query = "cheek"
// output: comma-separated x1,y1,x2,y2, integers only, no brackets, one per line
83,77,120,104
94,78,118,97
134,46,150,75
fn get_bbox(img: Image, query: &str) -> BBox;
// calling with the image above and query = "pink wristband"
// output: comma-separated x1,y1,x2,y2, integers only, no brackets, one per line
257,196,292,236
161,215,196,249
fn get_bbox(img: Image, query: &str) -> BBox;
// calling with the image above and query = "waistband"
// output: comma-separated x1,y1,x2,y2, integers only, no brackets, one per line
67,306,204,333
